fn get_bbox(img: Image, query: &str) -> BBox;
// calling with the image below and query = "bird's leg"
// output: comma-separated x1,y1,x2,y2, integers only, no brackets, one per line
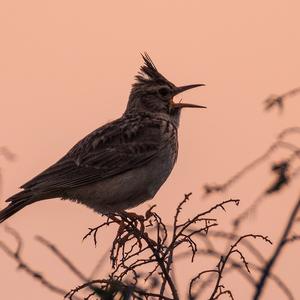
119,205,157,223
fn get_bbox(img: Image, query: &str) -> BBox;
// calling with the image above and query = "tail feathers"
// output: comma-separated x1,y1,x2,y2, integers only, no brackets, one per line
0,190,34,223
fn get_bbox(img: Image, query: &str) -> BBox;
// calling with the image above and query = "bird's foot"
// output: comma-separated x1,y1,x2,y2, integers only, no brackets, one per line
119,205,156,234
121,206,155,220
108,206,157,266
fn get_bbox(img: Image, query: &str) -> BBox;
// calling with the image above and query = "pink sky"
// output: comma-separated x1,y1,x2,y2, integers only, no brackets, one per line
1,1,300,299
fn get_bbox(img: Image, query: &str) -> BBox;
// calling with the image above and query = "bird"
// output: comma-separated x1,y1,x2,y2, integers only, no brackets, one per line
0,53,205,223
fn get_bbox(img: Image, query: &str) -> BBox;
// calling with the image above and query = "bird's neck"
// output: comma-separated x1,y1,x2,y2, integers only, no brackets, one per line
123,110,180,128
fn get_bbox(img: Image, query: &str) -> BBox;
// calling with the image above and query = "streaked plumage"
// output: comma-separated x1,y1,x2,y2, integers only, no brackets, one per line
0,53,205,222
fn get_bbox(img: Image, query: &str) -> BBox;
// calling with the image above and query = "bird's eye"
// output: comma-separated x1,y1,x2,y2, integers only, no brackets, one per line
158,87,171,98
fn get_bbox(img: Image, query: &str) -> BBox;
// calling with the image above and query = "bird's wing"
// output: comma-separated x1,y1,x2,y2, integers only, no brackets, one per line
20,115,168,193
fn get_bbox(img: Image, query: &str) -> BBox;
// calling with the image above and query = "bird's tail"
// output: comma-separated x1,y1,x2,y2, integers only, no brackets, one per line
0,190,35,223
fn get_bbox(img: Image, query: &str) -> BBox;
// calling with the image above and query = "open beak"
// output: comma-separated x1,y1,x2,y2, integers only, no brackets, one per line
172,84,206,109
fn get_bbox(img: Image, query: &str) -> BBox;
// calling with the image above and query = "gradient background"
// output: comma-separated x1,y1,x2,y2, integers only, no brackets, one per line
1,1,300,299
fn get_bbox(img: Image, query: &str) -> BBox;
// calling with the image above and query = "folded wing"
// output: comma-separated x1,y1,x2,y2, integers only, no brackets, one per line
19,115,164,194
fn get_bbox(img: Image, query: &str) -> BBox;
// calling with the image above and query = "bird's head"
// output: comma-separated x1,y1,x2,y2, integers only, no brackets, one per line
125,53,206,123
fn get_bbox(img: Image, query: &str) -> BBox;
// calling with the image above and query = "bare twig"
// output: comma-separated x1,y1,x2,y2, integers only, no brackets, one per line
208,234,272,300
253,196,300,300
278,127,300,139
0,228,81,300
203,143,279,195
203,137,300,196
264,87,300,112
36,235,87,282
181,247,293,300
0,146,16,161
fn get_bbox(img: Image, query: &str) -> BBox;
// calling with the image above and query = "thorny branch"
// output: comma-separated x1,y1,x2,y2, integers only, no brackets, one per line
208,234,272,300
187,234,272,300
76,196,240,300
176,247,294,300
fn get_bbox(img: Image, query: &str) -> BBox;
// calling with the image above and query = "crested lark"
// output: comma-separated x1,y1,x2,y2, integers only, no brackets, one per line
0,53,205,222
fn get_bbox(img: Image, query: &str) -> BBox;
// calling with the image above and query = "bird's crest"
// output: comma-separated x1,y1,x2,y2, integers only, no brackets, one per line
135,53,172,86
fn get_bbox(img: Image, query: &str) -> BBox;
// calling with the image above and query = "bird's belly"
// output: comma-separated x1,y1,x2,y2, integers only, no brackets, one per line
67,151,176,214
